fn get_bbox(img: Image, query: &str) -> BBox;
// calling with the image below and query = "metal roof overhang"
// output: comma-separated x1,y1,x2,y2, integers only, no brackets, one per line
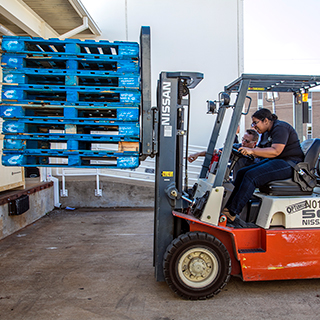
225,74,320,93
0,0,101,39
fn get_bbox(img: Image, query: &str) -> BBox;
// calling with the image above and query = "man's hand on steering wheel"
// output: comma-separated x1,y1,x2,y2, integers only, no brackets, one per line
238,146,255,157
231,148,254,161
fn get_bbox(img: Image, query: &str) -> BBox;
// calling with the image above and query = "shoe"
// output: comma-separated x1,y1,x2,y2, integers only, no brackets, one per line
226,215,257,229
221,208,234,220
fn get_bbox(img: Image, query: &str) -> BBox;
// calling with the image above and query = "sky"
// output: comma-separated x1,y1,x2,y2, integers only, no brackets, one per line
243,0,320,75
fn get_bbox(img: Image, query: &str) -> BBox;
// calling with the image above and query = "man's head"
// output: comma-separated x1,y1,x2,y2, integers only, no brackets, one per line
241,129,259,148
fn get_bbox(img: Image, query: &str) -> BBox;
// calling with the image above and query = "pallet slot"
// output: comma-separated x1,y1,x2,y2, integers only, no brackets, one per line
78,92,120,103
25,58,67,69
27,42,65,53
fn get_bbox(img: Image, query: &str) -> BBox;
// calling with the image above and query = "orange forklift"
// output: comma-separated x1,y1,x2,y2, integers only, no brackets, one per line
152,73,320,300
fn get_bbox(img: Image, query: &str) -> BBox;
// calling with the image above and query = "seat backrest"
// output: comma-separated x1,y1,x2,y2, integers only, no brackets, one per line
301,139,315,154
304,138,320,169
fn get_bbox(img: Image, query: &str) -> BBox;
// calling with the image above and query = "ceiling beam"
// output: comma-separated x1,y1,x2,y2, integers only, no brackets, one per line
0,0,59,38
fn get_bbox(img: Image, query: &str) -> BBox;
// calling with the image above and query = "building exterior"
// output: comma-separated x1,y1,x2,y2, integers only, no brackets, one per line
244,91,320,141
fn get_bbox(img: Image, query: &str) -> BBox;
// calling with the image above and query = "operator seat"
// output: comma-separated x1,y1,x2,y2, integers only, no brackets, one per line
259,138,320,196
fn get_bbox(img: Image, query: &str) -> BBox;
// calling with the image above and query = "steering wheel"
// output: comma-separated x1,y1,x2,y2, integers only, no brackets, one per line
232,148,254,161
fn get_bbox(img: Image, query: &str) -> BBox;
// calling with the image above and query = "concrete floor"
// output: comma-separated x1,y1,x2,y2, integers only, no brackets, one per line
1,208,320,320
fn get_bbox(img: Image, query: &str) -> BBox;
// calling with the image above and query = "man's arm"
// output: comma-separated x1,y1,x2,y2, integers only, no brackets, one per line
187,151,206,163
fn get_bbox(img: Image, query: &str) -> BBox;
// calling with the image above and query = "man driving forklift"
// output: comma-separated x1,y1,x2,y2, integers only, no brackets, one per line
187,128,259,179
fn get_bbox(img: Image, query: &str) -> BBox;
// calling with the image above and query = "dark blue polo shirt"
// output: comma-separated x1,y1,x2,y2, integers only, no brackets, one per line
258,119,304,161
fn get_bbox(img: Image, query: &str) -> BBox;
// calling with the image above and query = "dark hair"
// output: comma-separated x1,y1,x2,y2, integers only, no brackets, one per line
246,129,259,142
252,108,278,121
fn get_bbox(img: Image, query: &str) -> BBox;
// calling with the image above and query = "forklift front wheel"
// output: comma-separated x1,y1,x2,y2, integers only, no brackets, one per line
163,232,231,300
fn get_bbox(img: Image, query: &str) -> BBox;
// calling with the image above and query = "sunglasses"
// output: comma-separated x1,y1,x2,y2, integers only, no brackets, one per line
242,137,254,144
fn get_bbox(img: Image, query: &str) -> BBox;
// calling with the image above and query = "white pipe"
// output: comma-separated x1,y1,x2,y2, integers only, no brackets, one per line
40,167,47,182
61,169,68,197
95,170,102,196
96,172,99,190
46,167,61,208
49,176,62,208
67,0,101,36
59,17,88,39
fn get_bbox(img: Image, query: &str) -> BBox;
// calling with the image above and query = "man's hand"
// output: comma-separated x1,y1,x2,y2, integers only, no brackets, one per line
238,147,254,156
187,151,206,163
188,153,199,163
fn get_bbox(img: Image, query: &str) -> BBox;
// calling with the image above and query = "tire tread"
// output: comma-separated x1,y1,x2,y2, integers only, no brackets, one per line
163,231,231,300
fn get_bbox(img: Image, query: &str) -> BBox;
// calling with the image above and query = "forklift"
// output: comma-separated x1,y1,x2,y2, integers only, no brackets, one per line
151,72,320,300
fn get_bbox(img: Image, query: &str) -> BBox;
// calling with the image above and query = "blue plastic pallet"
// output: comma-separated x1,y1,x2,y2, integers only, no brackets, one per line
1,54,139,73
2,152,140,168
2,120,140,137
0,105,139,121
1,36,139,58
3,134,139,150
2,148,138,157
2,85,141,105
1,100,140,108
2,133,139,141
3,117,139,129
2,134,139,152
2,70,140,89
0,117,140,127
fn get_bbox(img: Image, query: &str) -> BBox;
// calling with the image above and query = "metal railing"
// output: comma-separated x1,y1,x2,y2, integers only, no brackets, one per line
47,144,206,199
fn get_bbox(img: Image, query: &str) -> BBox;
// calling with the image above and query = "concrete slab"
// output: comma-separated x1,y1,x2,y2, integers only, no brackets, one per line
0,208,320,320
59,176,154,208
0,178,54,240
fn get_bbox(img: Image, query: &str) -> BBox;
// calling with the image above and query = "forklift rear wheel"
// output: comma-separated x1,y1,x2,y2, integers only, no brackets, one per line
163,232,231,300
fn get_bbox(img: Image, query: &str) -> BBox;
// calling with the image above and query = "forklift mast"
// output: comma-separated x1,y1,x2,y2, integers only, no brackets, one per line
153,72,203,281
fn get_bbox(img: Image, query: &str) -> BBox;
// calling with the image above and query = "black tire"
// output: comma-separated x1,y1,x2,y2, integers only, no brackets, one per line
163,232,231,300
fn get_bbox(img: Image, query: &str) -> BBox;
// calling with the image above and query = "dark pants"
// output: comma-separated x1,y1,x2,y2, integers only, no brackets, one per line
226,158,293,216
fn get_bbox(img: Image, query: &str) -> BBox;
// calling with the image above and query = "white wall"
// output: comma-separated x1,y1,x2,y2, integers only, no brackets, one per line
244,0,320,75
81,0,243,147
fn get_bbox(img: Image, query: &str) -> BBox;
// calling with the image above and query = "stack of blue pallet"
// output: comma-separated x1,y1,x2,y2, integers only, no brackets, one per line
0,36,141,168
